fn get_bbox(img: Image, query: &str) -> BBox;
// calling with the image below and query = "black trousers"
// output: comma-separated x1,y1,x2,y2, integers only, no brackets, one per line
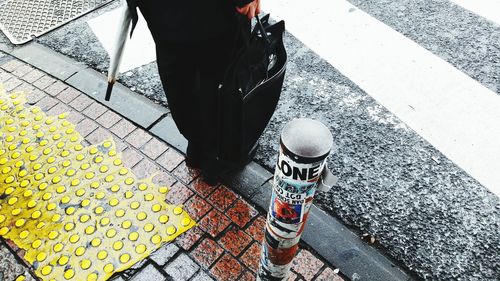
155,30,237,161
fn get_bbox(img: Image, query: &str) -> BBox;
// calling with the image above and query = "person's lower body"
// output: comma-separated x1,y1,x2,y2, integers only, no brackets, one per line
154,30,237,185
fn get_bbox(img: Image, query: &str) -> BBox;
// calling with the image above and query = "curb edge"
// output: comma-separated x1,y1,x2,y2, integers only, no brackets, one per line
2,42,415,281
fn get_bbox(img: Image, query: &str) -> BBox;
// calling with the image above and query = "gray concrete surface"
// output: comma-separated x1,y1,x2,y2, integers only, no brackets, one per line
0,244,36,281
0,0,499,280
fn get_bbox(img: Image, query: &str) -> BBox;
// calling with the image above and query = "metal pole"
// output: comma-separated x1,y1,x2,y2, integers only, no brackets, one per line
258,118,333,280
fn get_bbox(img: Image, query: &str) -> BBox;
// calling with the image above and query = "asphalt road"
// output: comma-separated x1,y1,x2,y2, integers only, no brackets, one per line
0,0,499,280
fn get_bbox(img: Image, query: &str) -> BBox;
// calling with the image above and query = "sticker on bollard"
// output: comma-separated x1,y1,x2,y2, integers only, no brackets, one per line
260,242,299,279
265,228,301,249
258,118,334,281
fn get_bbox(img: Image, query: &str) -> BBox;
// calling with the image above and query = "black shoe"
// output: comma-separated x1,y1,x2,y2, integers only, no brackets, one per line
201,158,228,186
201,170,219,186
185,142,202,169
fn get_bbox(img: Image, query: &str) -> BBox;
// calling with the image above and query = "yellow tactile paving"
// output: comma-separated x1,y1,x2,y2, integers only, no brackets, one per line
0,84,195,281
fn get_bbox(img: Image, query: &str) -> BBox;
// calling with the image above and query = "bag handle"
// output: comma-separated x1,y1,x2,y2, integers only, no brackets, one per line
255,15,270,44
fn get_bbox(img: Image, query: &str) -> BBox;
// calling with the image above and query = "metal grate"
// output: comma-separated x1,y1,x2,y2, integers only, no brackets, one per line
0,0,113,44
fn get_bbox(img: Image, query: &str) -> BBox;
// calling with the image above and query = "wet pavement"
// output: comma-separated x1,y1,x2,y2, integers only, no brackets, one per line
0,53,344,281
1,0,499,280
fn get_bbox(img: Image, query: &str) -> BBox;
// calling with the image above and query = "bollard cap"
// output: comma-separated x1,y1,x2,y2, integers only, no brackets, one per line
281,118,333,161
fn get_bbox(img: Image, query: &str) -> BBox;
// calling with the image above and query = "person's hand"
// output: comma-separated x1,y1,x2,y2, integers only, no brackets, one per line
236,0,261,19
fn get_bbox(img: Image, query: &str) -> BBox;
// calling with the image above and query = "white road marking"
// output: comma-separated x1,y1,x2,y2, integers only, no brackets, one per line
88,7,156,73
448,0,500,26
263,0,500,196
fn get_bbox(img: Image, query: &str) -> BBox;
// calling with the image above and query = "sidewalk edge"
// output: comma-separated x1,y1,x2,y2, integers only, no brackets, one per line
4,44,414,281
4,42,169,129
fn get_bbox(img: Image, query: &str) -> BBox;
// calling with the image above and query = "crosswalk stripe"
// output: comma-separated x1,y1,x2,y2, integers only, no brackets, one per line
87,7,156,73
448,0,500,25
263,0,500,196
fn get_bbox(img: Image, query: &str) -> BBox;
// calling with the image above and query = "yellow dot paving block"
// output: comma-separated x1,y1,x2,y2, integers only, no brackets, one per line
0,85,196,281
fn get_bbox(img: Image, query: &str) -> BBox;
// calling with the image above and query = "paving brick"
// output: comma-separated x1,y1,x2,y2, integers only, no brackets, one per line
239,271,256,281
190,178,218,198
151,172,177,187
25,89,46,105
16,250,27,262
35,95,58,111
11,64,33,78
163,253,199,281
245,215,267,243
190,237,224,269
5,239,21,254
150,243,179,267
287,271,299,281
22,69,45,83
33,75,57,90
291,250,324,281
240,242,261,272
172,162,200,185
142,138,169,159
315,267,344,281
110,118,136,138
86,127,113,145
166,182,194,205
210,253,243,281
1,59,24,72
226,199,259,228
5,77,23,91
44,80,68,96
82,101,107,119
76,118,99,137
125,128,153,149
218,226,252,256
11,63,32,78
110,276,125,281
0,69,14,81
122,148,144,168
175,226,204,251
207,185,238,212
57,87,81,103
130,264,166,281
184,195,212,221
66,110,86,124
199,209,231,238
156,148,184,172
114,139,128,152
13,82,35,93
46,103,71,117
69,93,93,111
96,110,122,128
130,258,148,271
132,159,160,179
191,271,215,281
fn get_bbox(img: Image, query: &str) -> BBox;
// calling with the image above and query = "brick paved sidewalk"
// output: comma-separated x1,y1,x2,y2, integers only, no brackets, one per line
0,52,344,281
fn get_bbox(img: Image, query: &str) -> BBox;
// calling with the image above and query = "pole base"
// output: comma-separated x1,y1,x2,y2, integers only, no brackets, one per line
105,82,114,101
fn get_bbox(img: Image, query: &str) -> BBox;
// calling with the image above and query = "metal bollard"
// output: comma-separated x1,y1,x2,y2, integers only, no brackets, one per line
258,118,334,280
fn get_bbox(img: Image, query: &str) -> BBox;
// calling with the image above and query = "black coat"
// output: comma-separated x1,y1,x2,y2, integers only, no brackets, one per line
127,0,253,42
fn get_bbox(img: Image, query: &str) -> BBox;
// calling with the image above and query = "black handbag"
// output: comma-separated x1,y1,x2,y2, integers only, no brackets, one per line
217,14,287,167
